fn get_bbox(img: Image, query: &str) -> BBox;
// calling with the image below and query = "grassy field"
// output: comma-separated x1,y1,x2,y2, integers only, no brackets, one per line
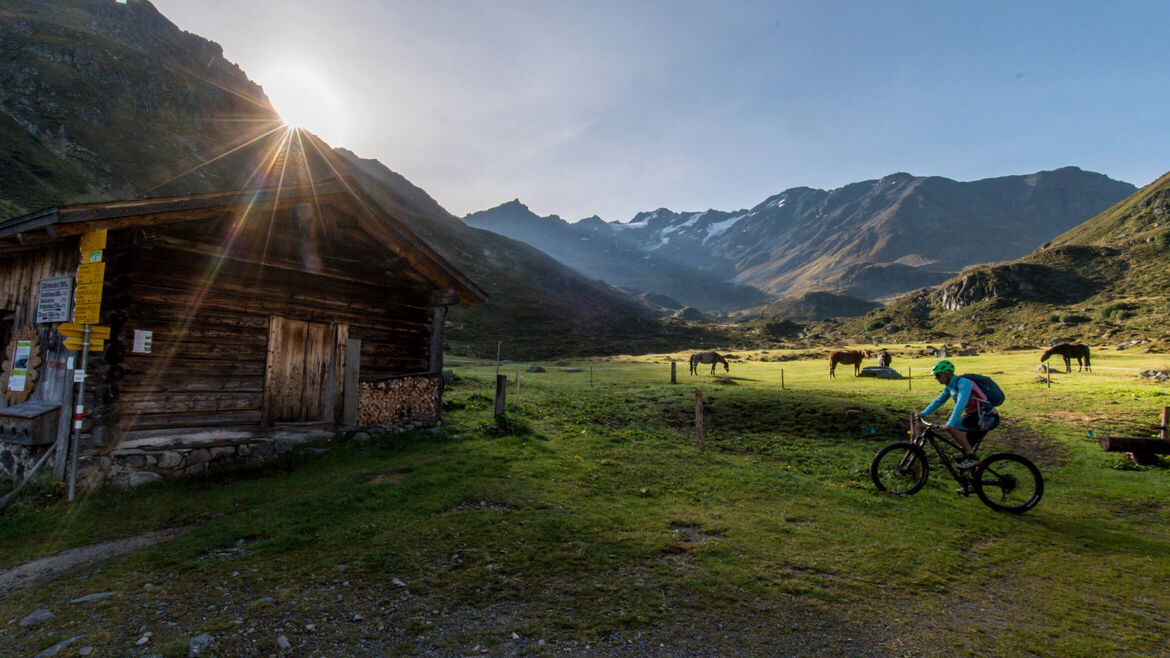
2,346,1170,655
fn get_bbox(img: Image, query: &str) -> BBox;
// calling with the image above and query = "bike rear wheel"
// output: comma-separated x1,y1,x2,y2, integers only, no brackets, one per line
871,442,929,495
973,453,1043,513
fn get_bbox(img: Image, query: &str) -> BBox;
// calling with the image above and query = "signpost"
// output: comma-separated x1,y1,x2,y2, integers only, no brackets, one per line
63,229,107,502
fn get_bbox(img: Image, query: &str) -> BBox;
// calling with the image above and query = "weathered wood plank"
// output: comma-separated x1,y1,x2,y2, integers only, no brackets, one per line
343,338,360,426
302,321,329,420
262,315,284,426
119,376,263,394
429,305,446,374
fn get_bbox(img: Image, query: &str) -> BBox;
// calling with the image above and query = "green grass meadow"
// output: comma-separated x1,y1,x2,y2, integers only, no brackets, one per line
2,346,1170,655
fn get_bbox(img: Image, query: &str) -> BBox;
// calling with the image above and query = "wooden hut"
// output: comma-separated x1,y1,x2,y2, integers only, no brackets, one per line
0,178,485,487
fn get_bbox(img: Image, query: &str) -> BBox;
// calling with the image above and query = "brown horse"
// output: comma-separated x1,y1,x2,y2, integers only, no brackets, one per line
690,351,730,375
1041,343,1091,373
829,349,871,378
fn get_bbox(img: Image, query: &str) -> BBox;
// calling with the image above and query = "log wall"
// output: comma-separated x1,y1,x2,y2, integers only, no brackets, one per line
0,242,78,412
100,215,438,445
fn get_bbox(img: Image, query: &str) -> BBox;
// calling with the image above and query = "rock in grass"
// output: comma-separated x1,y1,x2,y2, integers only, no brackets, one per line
33,636,81,657
20,608,54,626
188,633,214,656
277,635,292,650
71,591,117,604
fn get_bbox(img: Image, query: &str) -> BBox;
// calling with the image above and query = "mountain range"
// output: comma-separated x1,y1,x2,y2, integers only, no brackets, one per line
841,170,1170,351
466,169,1135,306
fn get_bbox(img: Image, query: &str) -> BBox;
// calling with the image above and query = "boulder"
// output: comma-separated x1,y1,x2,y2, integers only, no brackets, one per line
20,608,54,626
858,366,903,379
525,365,545,373
128,471,162,487
156,451,183,469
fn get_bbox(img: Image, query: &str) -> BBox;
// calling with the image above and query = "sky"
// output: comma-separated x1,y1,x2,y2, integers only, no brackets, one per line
150,0,1170,222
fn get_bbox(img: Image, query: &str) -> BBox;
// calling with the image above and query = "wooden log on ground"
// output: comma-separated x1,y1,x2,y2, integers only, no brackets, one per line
1098,436,1170,454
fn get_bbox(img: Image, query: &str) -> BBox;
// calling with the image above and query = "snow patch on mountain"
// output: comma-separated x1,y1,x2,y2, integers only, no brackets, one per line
703,214,746,243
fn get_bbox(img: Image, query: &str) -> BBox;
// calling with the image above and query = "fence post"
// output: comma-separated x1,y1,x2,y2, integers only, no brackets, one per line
781,368,785,391
494,374,506,417
590,366,593,387
1161,407,1169,441
908,366,912,391
516,367,521,402
694,389,704,450
671,361,676,384
1046,364,1051,389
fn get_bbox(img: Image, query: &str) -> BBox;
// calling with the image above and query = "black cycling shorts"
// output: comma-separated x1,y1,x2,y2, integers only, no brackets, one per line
959,412,998,445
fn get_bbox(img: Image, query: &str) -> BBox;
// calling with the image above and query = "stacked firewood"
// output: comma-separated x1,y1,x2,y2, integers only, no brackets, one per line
357,376,439,425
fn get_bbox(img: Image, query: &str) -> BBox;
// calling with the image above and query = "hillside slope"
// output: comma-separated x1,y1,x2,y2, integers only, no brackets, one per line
0,0,669,358
847,172,1170,350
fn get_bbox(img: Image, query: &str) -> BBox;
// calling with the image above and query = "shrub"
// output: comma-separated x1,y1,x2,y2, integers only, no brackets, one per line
1059,313,1091,324
1100,301,1139,322
864,315,891,331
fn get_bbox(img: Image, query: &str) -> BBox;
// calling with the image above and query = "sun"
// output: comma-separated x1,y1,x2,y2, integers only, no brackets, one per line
257,63,351,146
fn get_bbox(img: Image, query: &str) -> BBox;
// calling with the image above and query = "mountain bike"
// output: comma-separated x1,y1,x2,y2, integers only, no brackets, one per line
870,418,1043,513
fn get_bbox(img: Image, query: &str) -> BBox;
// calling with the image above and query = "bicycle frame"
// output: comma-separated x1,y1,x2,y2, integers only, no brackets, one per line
908,423,974,488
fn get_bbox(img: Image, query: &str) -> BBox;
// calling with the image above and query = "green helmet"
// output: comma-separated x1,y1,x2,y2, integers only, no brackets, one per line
931,359,955,375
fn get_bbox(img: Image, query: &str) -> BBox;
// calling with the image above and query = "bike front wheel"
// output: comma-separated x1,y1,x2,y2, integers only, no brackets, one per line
871,442,929,495
973,453,1043,513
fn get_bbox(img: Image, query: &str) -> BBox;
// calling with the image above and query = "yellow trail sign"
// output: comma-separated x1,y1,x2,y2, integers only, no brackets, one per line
57,323,111,339
64,336,106,351
72,304,101,325
74,282,103,305
79,229,108,253
77,262,105,285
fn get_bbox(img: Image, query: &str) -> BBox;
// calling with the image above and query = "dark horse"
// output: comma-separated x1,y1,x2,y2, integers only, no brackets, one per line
690,351,730,375
1041,343,1091,373
829,349,871,379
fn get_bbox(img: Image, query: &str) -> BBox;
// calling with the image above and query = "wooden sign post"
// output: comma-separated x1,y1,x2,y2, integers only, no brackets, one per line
671,361,676,384
494,374,506,417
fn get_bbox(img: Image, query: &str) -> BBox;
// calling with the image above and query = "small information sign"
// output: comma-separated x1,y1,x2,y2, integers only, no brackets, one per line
8,340,31,392
83,250,104,263
36,277,73,324
132,330,153,354
79,229,108,253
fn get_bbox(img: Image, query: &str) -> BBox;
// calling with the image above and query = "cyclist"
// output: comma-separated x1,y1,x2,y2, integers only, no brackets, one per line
913,359,999,471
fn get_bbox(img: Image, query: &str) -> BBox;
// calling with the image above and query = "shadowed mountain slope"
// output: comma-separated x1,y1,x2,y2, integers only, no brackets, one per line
0,0,668,358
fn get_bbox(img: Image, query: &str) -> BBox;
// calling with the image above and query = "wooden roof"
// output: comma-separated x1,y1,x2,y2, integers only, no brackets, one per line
0,178,486,307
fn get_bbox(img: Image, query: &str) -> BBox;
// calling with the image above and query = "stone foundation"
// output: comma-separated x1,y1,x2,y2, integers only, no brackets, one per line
0,443,43,483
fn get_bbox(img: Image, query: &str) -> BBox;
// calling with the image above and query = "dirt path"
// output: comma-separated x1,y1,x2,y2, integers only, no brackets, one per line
0,528,187,593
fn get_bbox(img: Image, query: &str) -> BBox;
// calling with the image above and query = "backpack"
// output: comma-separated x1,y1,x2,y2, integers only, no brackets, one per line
958,373,1005,407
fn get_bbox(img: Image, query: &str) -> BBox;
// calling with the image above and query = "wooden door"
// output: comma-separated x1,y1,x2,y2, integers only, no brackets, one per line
263,316,348,424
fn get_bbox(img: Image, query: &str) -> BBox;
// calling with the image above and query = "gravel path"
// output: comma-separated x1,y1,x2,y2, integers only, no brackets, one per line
0,527,188,592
